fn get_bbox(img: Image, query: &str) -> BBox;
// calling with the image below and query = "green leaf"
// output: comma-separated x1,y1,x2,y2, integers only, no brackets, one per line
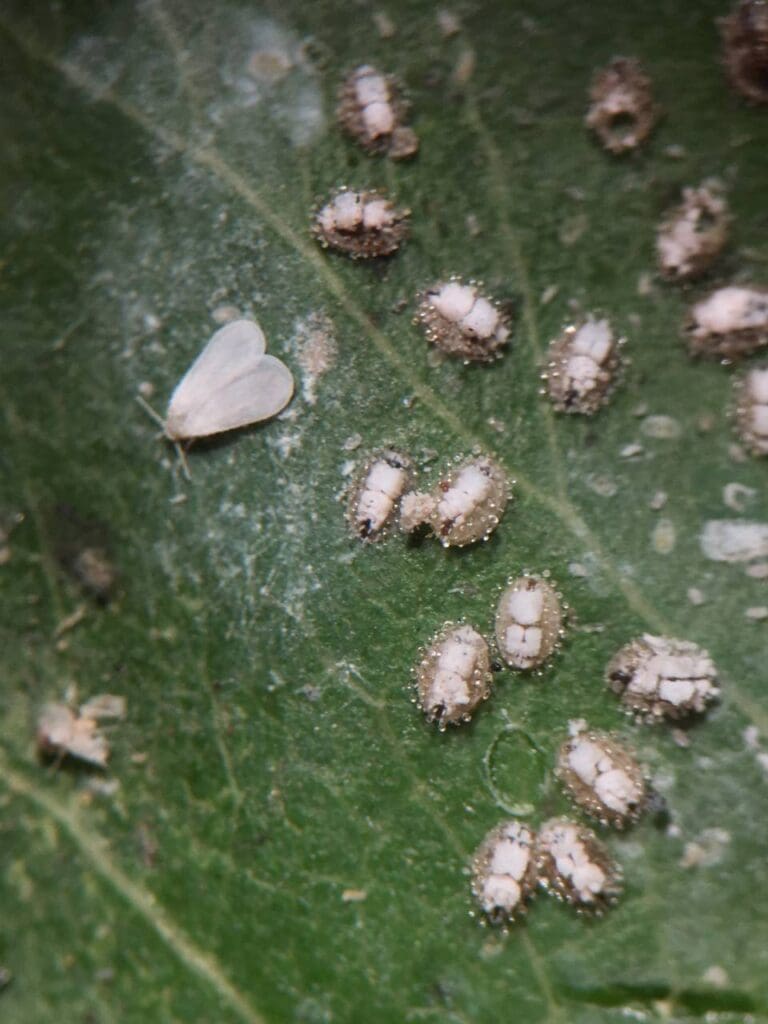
2,2,768,1021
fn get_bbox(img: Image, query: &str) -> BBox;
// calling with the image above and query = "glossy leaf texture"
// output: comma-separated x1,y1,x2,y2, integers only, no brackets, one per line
1,2,767,1022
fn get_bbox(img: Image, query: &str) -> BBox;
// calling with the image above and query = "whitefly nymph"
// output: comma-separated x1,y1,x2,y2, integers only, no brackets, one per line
735,363,768,455
656,183,730,281
536,817,623,914
494,574,564,671
585,57,658,154
470,820,538,925
347,448,412,541
557,726,647,829
312,188,410,259
337,64,419,159
543,317,623,415
607,633,720,722
415,279,510,363
686,285,768,360
400,454,510,547
415,622,492,728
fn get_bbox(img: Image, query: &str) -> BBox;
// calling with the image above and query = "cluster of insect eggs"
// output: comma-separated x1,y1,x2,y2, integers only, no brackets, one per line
470,815,623,925
348,451,511,548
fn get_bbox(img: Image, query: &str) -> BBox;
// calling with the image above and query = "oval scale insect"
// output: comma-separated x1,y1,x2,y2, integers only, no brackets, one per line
585,57,658,154
720,0,768,104
686,285,768,360
312,188,410,259
415,278,510,363
542,317,623,415
347,449,412,541
495,574,565,671
535,817,623,914
400,454,510,547
470,820,538,925
735,363,768,455
557,726,647,829
337,64,419,159
656,183,730,281
415,622,492,728
606,633,720,722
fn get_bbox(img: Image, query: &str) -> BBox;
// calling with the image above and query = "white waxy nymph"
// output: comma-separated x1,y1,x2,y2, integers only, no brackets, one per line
686,285,768,360
557,727,647,829
656,184,730,280
400,454,510,547
165,319,294,441
415,622,492,728
543,317,623,415
416,279,510,363
585,57,658,154
37,694,125,768
495,575,564,671
348,449,412,541
337,64,419,159
471,820,538,925
735,364,768,455
312,188,410,259
536,817,623,913
606,633,720,721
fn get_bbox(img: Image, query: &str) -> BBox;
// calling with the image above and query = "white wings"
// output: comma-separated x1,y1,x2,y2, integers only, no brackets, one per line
165,319,294,440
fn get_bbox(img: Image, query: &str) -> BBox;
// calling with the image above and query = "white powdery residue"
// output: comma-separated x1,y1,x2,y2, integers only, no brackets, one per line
702,965,729,988
652,518,676,554
269,430,303,460
619,442,645,459
641,414,682,440
757,753,768,776
213,15,326,147
585,473,618,498
211,304,242,324
745,606,768,621
746,561,768,579
723,482,756,512
680,827,731,869
687,587,705,606
65,34,126,99
700,520,768,563
743,725,760,749
288,312,338,406
649,489,668,511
